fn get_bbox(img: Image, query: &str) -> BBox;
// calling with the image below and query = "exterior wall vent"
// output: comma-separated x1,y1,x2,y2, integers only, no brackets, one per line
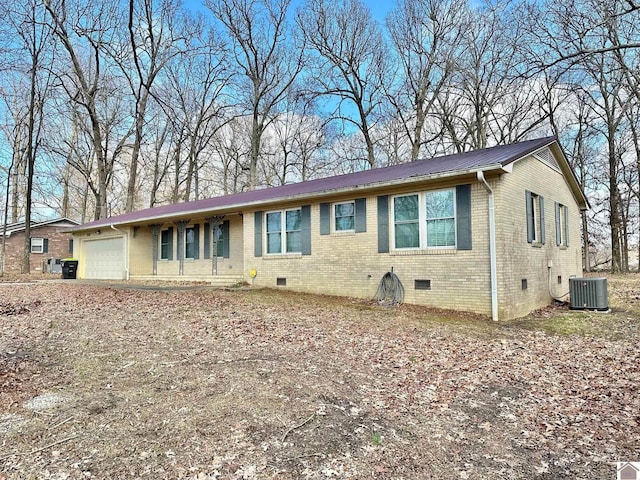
534,147,560,172
569,277,608,311
414,279,431,290
276,277,287,286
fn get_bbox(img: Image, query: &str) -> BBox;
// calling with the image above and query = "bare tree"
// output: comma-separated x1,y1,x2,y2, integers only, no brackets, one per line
1,0,55,273
109,0,189,212
439,1,534,152
207,0,303,189
296,0,388,168
386,0,465,161
44,0,124,220
157,19,232,201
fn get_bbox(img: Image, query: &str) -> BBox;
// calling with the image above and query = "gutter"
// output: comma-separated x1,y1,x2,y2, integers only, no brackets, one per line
477,171,499,321
110,224,130,280
72,164,507,233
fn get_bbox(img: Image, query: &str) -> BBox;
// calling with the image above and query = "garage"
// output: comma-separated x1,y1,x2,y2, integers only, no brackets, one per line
82,237,124,279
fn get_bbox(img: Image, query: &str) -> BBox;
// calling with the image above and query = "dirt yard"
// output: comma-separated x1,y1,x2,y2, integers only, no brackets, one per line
1,275,639,479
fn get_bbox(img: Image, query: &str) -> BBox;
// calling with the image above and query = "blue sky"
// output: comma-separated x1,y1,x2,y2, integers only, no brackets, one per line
183,0,393,23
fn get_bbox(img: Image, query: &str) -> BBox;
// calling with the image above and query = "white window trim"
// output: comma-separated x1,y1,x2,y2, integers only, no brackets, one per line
265,208,302,255
391,188,457,251
31,237,44,254
333,201,356,233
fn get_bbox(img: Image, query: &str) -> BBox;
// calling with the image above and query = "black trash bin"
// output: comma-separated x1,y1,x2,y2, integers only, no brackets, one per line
61,259,78,279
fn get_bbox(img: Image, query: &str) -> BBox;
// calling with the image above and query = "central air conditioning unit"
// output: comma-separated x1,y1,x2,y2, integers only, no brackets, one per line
569,277,608,311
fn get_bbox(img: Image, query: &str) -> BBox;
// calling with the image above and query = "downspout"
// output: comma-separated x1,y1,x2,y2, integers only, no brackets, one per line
477,171,498,321
111,224,130,280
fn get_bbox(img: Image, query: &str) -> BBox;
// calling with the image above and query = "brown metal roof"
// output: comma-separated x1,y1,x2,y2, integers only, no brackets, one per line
75,136,560,230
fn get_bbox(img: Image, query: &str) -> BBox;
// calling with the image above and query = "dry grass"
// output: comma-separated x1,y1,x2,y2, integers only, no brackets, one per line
1,275,639,479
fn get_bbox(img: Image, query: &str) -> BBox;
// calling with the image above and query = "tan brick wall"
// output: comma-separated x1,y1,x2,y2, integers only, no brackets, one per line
493,155,583,319
244,183,494,316
242,157,583,320
129,227,153,275
3,225,74,273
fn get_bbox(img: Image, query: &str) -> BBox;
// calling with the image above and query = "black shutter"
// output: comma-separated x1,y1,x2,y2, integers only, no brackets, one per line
254,211,263,257
167,227,174,260
68,239,74,255
525,190,534,243
222,220,230,258
301,205,311,255
355,198,367,233
539,195,545,245
43,238,49,253
204,222,210,259
377,195,389,253
320,203,330,235
456,185,472,250
193,224,200,259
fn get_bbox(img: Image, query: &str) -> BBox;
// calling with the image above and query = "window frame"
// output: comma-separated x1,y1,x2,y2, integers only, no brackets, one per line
333,201,356,232
529,192,539,243
184,226,196,259
556,202,569,247
391,188,457,251
30,237,44,254
526,190,546,245
265,208,303,255
160,229,171,260
216,224,225,257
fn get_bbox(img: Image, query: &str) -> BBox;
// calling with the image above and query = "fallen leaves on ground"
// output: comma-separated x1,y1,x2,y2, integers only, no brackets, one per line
0,275,639,479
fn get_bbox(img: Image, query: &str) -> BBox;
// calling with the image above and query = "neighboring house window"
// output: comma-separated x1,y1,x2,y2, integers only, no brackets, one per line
334,202,355,231
526,190,546,244
30,237,48,254
68,239,74,255
160,229,171,260
185,226,196,259
266,209,302,254
392,189,456,249
555,202,569,247
216,225,225,257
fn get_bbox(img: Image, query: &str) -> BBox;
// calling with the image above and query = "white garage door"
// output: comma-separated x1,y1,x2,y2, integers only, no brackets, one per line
83,237,124,280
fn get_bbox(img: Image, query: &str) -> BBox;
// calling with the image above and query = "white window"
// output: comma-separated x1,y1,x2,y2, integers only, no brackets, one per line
526,190,545,244
30,237,44,254
392,189,456,250
334,201,355,232
266,209,302,254
555,202,569,247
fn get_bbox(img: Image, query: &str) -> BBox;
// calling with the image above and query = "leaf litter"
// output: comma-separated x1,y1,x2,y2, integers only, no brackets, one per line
0,275,638,479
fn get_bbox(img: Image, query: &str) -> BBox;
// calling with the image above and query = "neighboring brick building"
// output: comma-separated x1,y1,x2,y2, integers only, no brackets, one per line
71,137,589,320
2,218,78,273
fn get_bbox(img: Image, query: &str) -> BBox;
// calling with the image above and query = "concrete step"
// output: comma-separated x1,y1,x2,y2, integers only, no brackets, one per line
132,274,245,286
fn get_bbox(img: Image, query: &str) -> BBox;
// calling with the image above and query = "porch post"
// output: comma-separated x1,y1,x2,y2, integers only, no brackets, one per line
175,220,189,276
205,215,224,275
150,224,161,276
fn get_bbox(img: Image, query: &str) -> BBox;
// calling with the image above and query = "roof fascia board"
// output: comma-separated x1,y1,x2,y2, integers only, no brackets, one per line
510,141,589,210
73,164,505,231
